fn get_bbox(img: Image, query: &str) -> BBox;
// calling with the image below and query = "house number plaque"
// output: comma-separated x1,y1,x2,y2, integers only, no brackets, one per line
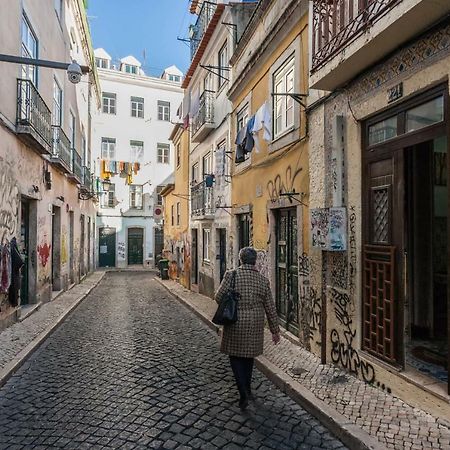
387,82,403,103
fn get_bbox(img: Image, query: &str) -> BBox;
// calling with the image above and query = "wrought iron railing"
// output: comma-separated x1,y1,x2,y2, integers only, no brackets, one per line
16,78,52,146
51,125,72,169
191,90,215,136
72,149,83,181
312,0,401,71
82,166,92,190
191,180,214,217
190,1,217,60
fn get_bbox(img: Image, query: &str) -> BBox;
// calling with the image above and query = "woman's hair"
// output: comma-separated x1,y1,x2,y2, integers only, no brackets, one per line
239,247,257,266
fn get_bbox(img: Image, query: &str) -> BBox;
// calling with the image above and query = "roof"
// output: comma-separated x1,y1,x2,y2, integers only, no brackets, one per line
163,65,183,76
160,184,175,197
181,3,226,89
94,48,112,60
120,55,142,67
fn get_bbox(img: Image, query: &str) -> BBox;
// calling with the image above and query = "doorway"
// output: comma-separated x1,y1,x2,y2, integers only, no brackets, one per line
69,211,74,284
80,215,85,277
51,205,61,291
191,229,198,285
20,200,29,305
218,228,227,282
128,228,143,265
275,208,299,335
99,227,116,267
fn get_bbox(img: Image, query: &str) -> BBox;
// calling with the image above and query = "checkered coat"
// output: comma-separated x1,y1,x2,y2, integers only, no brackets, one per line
214,265,280,358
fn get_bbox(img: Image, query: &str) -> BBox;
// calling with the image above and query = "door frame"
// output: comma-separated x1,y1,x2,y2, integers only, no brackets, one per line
362,83,449,392
127,226,144,266
98,226,116,268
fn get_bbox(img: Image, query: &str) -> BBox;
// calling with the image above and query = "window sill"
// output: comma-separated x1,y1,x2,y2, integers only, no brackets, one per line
269,126,300,153
234,154,252,174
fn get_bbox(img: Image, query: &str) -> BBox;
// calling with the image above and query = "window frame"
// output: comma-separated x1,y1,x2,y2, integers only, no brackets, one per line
171,204,175,226
101,137,116,160
192,162,199,185
130,140,144,162
202,152,212,178
157,100,170,121
218,41,229,89
52,77,63,126
176,143,181,168
272,56,295,139
131,96,144,118
102,92,116,115
125,64,138,74
202,228,211,262
102,183,115,209
156,185,164,206
129,184,143,210
176,202,180,225
21,14,38,85
157,143,170,164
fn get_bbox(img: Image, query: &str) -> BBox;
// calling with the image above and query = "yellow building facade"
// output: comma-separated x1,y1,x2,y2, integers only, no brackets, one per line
162,124,191,289
229,1,313,346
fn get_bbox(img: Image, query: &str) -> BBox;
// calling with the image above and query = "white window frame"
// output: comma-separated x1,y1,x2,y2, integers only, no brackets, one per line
192,162,199,185
273,56,295,139
131,96,144,118
202,152,212,178
203,228,211,262
102,92,116,114
130,140,144,162
218,41,228,89
125,64,138,74
101,137,116,160
129,185,143,209
96,58,109,69
52,78,63,126
102,183,115,208
21,14,38,84
158,101,170,121
156,185,164,205
157,143,170,164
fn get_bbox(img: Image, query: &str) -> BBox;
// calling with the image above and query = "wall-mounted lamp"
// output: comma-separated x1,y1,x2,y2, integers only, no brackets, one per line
102,179,112,192
57,195,65,202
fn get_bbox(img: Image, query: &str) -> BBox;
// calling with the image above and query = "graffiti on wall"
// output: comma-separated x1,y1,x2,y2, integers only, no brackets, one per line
328,252,348,290
118,242,126,260
37,240,51,268
255,250,269,278
311,209,328,249
61,231,68,265
0,159,19,242
299,253,321,348
329,287,375,384
348,206,357,298
266,163,303,202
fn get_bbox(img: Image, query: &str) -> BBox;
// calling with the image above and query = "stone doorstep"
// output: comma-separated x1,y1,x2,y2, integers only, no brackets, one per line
0,271,105,389
155,278,387,450
18,302,42,322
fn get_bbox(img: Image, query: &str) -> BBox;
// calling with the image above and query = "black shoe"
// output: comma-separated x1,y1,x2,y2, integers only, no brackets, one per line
239,395,249,411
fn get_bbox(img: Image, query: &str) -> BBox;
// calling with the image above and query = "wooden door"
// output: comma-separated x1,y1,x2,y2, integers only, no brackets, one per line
128,228,143,265
218,229,226,281
99,227,116,268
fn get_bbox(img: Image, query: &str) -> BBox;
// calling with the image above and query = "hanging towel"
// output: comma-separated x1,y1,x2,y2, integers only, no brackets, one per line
252,101,272,142
245,115,255,154
235,126,247,164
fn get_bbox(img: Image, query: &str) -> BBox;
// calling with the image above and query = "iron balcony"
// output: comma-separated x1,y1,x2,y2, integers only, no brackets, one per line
16,78,52,154
51,125,72,173
191,90,215,143
190,1,217,60
190,180,215,218
68,148,83,184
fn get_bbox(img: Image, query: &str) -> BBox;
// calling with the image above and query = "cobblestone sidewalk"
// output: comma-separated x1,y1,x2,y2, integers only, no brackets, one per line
0,272,104,379
158,279,450,450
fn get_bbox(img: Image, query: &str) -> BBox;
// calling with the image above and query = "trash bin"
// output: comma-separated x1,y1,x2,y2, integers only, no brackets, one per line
158,258,169,280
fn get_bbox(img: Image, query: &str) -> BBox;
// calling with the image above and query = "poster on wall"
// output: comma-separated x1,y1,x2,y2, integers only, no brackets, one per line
328,207,347,251
311,209,329,249
310,207,347,251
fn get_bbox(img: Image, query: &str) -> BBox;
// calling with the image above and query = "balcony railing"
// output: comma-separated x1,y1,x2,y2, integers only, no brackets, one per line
312,0,400,71
72,149,83,182
191,180,214,217
16,79,52,150
82,166,92,190
191,90,215,137
190,1,217,60
51,125,72,172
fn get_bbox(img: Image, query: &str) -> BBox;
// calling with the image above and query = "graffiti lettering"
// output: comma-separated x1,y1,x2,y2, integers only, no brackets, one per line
37,242,51,268
266,164,303,202
0,160,19,242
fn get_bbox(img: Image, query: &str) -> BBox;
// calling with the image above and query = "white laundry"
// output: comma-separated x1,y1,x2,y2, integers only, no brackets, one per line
252,101,272,148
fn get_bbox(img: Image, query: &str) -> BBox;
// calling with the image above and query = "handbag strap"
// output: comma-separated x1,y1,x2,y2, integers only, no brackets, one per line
230,269,237,290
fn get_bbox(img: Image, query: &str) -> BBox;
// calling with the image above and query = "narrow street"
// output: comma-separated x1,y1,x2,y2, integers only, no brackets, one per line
0,272,347,450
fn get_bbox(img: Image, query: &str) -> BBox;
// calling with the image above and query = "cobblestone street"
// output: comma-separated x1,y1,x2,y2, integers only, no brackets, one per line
0,272,347,449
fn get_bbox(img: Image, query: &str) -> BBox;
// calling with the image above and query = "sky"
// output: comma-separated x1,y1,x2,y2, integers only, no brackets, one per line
87,0,194,77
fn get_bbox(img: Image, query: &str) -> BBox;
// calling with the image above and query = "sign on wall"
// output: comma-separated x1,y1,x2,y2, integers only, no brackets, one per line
311,207,347,251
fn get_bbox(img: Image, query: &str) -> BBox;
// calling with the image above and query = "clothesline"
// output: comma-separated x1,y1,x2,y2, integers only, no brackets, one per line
100,160,141,185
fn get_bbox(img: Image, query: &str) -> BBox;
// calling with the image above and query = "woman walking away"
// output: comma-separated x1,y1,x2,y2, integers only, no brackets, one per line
215,247,280,410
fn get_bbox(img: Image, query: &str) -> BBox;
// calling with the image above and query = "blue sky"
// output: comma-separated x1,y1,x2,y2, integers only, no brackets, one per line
87,0,194,76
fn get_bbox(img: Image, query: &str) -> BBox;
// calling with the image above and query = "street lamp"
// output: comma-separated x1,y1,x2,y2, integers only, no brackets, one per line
102,179,112,192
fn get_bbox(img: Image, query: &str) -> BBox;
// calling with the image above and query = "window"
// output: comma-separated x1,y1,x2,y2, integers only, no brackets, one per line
273,56,295,138
202,152,212,178
124,64,138,74
406,96,444,133
176,143,181,168
101,138,116,160
130,140,144,162
203,228,211,262
21,15,37,84
131,96,144,118
157,143,170,164
96,58,109,69
171,205,175,226
176,202,180,225
53,78,63,126
129,185,143,209
368,116,398,146
102,183,115,208
156,185,164,205
69,111,76,147
54,0,63,19
158,101,170,121
102,93,116,114
192,162,199,184
218,41,229,88
169,74,181,82
237,105,249,133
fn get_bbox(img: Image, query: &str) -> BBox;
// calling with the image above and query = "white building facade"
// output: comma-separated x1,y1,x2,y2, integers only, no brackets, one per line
92,49,183,268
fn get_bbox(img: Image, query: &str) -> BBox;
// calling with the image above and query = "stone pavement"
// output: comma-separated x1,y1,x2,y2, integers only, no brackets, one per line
157,279,450,450
0,272,348,449
0,271,105,383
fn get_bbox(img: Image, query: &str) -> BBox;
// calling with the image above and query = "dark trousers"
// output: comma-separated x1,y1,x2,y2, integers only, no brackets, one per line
229,356,254,399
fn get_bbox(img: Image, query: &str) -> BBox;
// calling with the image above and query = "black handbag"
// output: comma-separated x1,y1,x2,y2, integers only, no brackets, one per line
212,270,240,325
